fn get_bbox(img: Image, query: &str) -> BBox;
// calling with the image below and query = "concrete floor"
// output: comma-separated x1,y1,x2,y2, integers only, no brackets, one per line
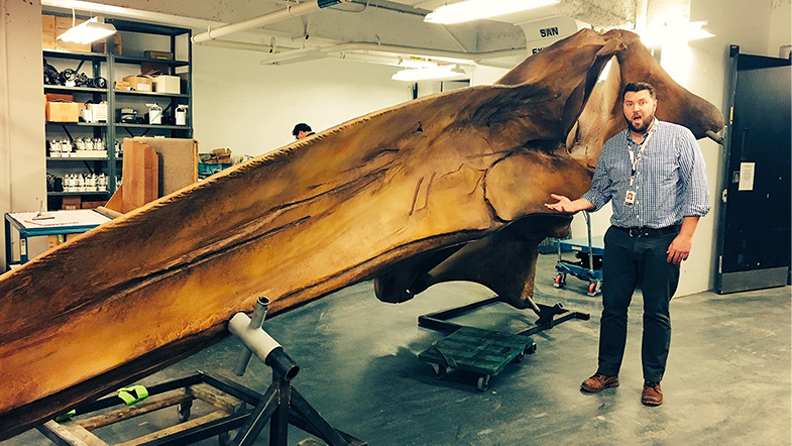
3,254,791,446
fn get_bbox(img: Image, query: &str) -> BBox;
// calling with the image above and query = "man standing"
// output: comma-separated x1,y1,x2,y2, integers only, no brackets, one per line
545,82,710,406
292,123,315,140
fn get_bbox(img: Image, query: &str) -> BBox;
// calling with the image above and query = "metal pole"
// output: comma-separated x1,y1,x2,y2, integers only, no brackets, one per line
270,376,290,446
585,211,594,275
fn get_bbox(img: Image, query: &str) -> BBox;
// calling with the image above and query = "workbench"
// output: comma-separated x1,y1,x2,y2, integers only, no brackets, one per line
4,209,111,271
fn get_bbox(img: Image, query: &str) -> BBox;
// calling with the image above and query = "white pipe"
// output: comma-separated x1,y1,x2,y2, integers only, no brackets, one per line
193,0,353,44
228,312,281,363
195,39,277,53
260,42,527,67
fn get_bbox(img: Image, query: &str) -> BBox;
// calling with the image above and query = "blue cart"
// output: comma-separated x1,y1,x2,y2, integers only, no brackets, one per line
554,212,604,296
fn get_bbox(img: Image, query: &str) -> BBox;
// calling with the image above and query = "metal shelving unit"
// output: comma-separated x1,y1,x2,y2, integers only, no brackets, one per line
47,191,111,196
43,17,192,211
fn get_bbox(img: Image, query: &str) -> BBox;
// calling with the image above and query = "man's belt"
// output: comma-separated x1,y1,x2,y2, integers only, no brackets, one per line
614,225,681,238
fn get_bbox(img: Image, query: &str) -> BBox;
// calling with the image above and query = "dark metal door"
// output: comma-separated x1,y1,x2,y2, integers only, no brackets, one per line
716,49,791,293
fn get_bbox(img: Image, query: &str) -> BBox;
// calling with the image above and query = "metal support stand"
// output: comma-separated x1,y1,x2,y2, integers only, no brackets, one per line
36,296,364,446
418,296,589,337
228,297,365,446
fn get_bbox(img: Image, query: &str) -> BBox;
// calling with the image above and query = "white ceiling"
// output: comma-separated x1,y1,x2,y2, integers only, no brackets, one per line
43,0,640,67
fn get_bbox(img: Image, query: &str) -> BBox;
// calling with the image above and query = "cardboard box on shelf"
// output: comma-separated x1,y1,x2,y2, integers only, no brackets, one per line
122,76,153,92
42,15,56,50
46,93,73,102
114,81,131,91
140,61,170,76
143,50,173,60
153,75,180,94
54,17,91,52
61,196,81,210
81,200,106,210
91,33,122,55
46,102,80,122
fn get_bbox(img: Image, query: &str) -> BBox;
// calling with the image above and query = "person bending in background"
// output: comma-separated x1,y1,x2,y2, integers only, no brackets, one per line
292,123,315,140
544,82,710,406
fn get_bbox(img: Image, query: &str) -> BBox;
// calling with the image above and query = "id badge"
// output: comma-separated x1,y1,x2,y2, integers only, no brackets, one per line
624,190,636,206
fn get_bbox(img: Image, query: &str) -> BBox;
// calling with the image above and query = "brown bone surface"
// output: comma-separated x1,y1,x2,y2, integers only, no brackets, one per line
0,29,721,441
373,29,724,307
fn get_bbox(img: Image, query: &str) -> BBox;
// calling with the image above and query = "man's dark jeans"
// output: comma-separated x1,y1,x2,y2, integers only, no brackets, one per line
596,225,680,383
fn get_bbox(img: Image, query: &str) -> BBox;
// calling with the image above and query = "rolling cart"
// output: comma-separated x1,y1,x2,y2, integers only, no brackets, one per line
417,326,537,392
553,212,604,296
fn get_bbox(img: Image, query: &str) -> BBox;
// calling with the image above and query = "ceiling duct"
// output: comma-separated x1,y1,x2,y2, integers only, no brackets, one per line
193,0,353,44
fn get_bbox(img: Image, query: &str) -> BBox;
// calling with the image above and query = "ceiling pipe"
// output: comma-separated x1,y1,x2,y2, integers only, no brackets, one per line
192,0,353,44
196,39,278,52
261,42,528,66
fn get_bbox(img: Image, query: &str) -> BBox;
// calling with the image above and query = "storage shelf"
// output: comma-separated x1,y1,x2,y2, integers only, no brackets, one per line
116,123,191,130
115,90,189,98
114,56,189,67
47,157,109,161
43,49,107,61
48,191,111,196
46,122,108,127
44,85,107,94
44,16,192,211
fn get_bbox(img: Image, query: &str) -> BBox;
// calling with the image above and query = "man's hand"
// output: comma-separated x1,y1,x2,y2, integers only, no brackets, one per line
667,216,700,264
544,194,593,213
667,233,692,264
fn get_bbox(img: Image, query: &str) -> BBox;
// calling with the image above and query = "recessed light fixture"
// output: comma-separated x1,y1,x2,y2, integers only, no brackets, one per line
424,0,560,25
392,65,468,82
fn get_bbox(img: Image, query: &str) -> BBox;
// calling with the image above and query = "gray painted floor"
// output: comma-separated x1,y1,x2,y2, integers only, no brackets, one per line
4,254,791,446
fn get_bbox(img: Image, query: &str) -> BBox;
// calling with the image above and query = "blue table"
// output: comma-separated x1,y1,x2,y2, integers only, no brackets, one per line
4,210,111,270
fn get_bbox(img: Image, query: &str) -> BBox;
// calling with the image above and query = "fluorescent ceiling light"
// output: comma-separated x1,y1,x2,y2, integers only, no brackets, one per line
58,16,116,44
424,0,560,25
392,65,468,82
638,21,715,48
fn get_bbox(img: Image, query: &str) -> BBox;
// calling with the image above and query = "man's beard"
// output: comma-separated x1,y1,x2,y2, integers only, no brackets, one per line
625,112,655,134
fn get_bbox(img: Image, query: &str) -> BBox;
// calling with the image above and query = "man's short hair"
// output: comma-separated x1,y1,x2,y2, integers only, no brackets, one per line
622,82,656,101
292,123,312,136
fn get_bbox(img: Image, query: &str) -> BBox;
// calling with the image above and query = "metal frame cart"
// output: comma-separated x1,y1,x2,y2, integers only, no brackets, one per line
553,211,604,296
38,297,365,446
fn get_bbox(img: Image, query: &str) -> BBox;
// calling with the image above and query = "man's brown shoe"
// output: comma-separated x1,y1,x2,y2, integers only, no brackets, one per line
580,373,619,393
641,381,663,406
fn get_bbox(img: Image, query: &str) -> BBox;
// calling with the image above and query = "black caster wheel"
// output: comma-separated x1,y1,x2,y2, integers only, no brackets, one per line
431,363,449,380
525,343,537,355
513,352,524,363
476,374,491,392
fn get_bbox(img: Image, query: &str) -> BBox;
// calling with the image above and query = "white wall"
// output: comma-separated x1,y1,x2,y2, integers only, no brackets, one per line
768,1,792,57
191,46,414,156
0,0,48,271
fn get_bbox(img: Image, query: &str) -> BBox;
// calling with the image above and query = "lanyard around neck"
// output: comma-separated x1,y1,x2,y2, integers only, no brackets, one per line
627,122,657,186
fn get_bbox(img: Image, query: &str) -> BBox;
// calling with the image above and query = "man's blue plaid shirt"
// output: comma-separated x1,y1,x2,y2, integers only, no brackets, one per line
582,119,710,229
